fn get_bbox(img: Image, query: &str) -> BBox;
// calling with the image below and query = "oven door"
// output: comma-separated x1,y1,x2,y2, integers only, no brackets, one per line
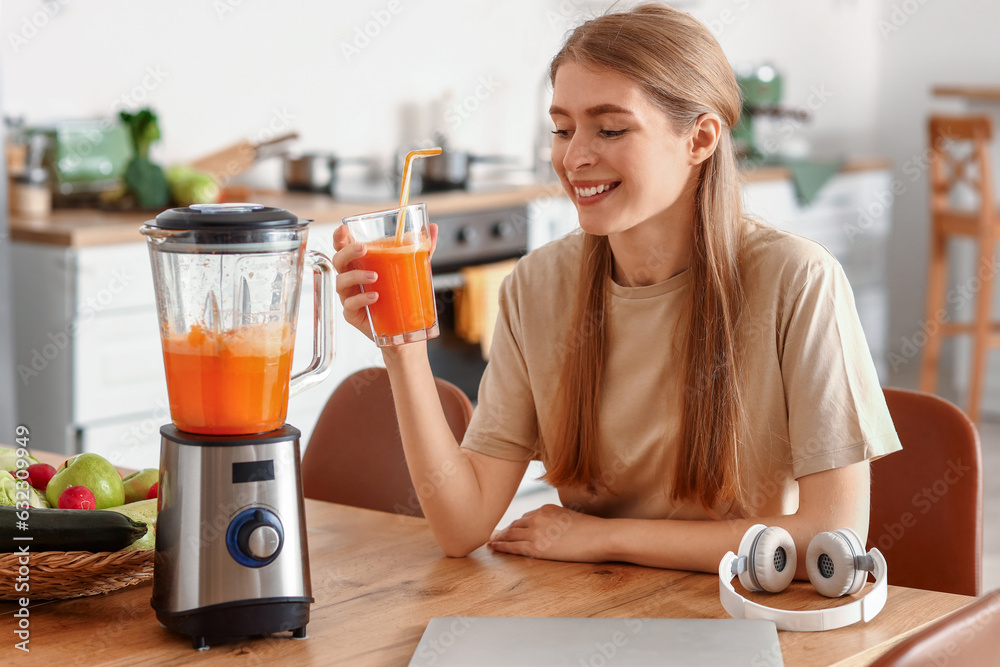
426,205,528,402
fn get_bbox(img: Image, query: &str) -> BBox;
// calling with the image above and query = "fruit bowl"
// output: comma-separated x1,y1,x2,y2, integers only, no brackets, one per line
0,549,154,600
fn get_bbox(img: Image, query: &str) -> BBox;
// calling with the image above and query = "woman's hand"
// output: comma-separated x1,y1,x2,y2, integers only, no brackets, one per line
332,223,440,341
488,504,609,563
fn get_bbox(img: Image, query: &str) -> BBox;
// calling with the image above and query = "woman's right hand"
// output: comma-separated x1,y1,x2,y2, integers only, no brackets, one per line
332,223,440,341
332,225,377,341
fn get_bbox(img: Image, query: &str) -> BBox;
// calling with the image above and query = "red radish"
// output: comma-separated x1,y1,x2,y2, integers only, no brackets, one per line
26,463,57,491
59,485,97,510
146,482,158,499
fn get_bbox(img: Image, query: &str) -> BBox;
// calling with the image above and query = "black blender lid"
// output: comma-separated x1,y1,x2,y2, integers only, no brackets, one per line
148,203,301,230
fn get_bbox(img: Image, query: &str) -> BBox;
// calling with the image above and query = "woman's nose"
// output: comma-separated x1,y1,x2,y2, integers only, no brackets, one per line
563,135,596,172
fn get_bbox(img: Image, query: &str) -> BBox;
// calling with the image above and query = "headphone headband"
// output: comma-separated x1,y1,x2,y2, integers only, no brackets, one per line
718,548,888,632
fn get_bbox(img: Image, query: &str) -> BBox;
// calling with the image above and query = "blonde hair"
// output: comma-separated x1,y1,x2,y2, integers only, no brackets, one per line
541,3,750,515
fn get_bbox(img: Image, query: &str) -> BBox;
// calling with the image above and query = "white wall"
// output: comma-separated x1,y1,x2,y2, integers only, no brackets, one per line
7,0,964,389
2,0,884,183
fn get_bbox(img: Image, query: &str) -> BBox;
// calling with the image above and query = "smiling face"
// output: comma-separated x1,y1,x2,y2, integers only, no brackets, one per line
550,61,700,241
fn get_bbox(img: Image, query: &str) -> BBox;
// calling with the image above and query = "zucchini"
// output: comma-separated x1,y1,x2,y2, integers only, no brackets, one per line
0,505,148,552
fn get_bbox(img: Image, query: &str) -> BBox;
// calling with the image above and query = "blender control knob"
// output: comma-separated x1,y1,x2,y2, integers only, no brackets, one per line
226,507,285,568
248,525,281,559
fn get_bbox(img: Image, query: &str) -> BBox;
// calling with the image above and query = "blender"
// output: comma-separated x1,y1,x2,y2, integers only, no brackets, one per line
141,203,335,649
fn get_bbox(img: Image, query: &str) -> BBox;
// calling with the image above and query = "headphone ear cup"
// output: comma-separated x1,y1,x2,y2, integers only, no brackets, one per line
806,529,868,598
739,525,797,593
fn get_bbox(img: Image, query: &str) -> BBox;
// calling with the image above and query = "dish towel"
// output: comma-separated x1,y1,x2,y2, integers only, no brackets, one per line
765,156,844,206
455,259,518,360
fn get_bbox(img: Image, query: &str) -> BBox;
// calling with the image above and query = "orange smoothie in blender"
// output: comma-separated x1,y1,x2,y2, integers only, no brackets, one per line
161,322,294,435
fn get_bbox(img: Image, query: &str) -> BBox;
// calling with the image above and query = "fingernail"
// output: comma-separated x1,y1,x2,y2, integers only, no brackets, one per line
366,271,377,281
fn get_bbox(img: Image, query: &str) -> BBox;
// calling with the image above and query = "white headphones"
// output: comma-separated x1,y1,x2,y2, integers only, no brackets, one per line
719,524,888,632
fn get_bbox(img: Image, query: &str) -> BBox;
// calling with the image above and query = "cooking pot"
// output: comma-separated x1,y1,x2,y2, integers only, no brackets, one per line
418,151,518,192
283,153,370,194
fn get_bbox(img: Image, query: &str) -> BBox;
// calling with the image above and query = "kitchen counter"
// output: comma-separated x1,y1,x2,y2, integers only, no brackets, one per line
933,85,1000,101
9,158,891,247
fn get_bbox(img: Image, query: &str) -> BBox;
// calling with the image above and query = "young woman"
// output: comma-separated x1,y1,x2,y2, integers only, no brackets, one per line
331,4,900,577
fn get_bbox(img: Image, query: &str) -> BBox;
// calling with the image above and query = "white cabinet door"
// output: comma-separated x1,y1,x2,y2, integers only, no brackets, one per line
73,307,167,425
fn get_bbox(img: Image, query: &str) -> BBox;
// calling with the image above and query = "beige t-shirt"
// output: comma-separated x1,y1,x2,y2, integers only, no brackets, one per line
461,220,901,520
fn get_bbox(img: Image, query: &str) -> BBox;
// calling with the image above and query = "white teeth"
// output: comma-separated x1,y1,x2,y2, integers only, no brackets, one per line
575,183,615,198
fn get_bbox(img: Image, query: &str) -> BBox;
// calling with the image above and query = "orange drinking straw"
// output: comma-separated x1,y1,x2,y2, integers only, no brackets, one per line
395,148,442,245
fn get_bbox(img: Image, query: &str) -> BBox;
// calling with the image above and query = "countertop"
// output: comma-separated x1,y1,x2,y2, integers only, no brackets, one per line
9,158,892,248
933,85,1000,101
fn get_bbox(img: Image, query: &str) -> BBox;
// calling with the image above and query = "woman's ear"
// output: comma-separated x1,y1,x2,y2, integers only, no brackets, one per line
689,113,722,166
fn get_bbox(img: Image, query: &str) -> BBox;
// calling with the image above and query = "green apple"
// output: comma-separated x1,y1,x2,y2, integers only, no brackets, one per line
45,453,125,509
121,468,159,504
109,498,158,550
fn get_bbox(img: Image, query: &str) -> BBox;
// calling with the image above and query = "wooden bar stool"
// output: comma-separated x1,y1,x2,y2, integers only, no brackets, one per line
920,115,1000,424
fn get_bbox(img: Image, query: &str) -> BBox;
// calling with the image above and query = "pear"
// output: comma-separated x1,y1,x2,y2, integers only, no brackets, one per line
109,499,158,551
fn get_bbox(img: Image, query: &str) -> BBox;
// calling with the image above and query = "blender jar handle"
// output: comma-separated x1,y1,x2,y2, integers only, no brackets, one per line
290,250,336,397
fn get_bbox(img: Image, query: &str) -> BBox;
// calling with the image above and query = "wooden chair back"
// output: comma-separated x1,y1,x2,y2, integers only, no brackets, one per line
301,367,474,517
929,115,995,224
868,387,983,596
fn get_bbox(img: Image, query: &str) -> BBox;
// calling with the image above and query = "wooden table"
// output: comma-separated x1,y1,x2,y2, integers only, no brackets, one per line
2,454,974,666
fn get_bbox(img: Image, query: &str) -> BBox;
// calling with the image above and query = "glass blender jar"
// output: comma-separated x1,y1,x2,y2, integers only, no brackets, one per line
141,203,334,435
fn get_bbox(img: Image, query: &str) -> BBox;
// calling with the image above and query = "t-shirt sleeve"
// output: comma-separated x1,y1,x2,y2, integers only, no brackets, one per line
460,270,539,462
780,259,902,479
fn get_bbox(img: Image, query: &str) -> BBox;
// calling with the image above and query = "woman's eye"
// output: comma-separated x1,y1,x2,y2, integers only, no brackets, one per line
599,129,627,138
551,129,571,138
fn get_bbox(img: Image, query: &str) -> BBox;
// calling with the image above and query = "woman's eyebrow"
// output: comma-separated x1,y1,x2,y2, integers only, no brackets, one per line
549,104,635,117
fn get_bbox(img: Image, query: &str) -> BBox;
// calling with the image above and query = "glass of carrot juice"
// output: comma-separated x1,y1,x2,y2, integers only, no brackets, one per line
342,203,439,347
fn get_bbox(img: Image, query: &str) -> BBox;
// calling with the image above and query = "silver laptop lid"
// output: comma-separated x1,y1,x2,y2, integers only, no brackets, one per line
409,617,783,666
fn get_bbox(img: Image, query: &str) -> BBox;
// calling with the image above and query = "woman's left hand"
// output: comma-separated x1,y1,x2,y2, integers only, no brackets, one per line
488,504,608,562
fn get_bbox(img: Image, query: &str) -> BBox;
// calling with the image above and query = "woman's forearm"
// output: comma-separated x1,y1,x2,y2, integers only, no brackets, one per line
381,343,506,556
605,462,871,577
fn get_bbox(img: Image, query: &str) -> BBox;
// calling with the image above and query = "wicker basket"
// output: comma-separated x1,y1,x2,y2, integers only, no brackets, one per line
0,549,154,600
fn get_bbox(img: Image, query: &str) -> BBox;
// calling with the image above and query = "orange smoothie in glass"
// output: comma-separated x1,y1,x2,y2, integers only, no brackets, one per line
161,321,294,435
353,236,436,340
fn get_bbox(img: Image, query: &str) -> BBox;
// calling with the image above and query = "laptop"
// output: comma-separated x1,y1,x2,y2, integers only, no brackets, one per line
408,617,783,666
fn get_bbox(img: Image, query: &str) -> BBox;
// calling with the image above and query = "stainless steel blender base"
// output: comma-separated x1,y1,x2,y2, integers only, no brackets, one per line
151,424,313,649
